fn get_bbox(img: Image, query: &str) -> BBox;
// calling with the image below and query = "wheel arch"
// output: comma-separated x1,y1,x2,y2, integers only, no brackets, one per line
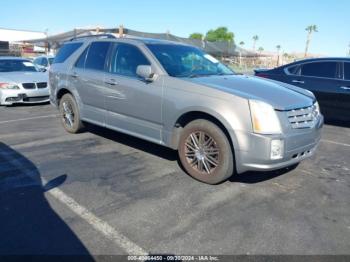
56,88,72,105
168,110,239,156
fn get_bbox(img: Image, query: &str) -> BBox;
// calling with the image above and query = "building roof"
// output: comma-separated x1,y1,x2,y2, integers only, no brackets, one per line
0,28,46,42
24,27,257,57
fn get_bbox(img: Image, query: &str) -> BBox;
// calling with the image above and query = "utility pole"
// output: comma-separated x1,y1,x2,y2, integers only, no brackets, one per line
348,42,350,56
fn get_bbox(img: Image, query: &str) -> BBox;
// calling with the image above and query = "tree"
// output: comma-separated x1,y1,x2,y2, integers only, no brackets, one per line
258,47,264,54
189,33,204,40
276,45,281,52
276,45,282,66
304,25,318,57
205,27,234,42
252,35,259,51
239,41,245,47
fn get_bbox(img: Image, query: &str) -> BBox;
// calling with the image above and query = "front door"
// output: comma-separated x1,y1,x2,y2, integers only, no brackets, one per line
104,43,163,143
335,62,350,121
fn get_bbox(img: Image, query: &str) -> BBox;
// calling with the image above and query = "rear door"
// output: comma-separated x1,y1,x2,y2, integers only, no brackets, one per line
69,41,112,124
285,61,340,117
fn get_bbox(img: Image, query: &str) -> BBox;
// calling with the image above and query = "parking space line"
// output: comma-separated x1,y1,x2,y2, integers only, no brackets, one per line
46,182,148,255
0,149,148,256
321,139,350,148
0,114,57,124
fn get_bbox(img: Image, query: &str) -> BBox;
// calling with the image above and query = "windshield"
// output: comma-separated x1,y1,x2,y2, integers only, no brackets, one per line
48,58,54,65
0,60,38,73
147,44,234,77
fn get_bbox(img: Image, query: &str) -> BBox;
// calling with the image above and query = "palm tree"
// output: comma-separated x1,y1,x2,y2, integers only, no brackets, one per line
276,45,281,52
258,47,264,54
276,45,281,66
252,35,259,51
304,25,318,57
238,41,245,67
283,52,289,65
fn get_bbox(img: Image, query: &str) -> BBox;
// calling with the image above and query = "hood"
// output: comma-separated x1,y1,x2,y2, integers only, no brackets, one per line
186,75,315,110
0,71,48,84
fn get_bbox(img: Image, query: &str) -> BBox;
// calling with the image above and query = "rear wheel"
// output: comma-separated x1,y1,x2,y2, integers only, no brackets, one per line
59,93,84,133
178,119,234,184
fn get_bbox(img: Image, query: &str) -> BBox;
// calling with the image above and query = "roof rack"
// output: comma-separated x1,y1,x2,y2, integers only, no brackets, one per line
70,34,117,41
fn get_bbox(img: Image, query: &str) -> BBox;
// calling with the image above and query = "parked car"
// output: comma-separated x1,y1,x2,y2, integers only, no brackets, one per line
49,35,323,184
255,58,350,122
33,55,55,71
0,57,49,105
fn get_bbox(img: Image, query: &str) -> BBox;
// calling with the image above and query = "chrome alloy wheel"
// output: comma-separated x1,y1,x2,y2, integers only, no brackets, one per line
62,101,75,128
184,131,220,174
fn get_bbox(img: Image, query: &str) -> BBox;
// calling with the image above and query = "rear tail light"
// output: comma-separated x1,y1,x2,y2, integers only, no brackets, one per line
256,73,270,79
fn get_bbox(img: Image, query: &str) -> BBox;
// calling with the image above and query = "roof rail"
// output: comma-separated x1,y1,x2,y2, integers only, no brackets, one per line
70,34,117,41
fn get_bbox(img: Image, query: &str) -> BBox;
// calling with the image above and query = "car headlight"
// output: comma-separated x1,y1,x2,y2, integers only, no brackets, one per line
0,83,20,90
249,100,282,134
314,101,320,115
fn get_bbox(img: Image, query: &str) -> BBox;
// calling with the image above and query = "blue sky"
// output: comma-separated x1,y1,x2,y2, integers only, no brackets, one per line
1,0,349,56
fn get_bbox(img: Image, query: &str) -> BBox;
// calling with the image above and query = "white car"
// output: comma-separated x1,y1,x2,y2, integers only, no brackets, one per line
0,57,49,105
33,55,55,71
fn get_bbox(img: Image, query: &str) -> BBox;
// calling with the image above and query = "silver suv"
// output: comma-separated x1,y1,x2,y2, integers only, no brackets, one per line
49,35,323,184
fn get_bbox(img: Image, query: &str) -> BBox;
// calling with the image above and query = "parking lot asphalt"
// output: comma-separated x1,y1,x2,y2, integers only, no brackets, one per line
0,103,349,256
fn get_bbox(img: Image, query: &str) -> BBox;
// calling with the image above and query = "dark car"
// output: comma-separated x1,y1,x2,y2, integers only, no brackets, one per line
255,58,350,122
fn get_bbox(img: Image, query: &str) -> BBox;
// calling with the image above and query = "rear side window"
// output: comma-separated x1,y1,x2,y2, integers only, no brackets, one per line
344,63,350,80
110,43,150,77
53,43,83,64
85,42,111,71
300,62,337,78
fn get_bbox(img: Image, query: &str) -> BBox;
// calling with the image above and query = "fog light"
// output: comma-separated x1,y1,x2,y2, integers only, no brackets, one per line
271,139,284,160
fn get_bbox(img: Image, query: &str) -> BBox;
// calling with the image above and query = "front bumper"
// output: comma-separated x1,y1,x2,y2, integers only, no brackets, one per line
0,88,50,105
234,115,324,174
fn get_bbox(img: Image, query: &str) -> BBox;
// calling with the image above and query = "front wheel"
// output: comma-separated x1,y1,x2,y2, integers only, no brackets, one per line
178,119,234,184
59,93,84,133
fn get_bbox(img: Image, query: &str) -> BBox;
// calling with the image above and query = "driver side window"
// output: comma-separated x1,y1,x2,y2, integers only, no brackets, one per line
110,43,150,78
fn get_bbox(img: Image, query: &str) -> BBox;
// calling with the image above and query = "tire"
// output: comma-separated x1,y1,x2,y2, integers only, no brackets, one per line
178,119,234,184
59,93,84,133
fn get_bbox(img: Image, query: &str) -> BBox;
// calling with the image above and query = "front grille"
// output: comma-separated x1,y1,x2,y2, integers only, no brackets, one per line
36,82,47,88
22,83,36,89
286,104,319,129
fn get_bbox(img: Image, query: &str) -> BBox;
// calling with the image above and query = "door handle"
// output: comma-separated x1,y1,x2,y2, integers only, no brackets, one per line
105,79,118,86
70,72,78,78
292,80,305,84
340,86,350,90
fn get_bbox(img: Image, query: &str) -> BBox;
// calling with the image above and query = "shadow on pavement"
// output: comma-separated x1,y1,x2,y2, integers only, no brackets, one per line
87,123,300,184
0,142,93,259
86,123,178,161
324,119,350,128
230,164,298,184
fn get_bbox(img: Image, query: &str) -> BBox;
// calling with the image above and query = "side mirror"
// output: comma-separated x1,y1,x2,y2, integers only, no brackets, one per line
39,67,47,72
136,65,154,81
